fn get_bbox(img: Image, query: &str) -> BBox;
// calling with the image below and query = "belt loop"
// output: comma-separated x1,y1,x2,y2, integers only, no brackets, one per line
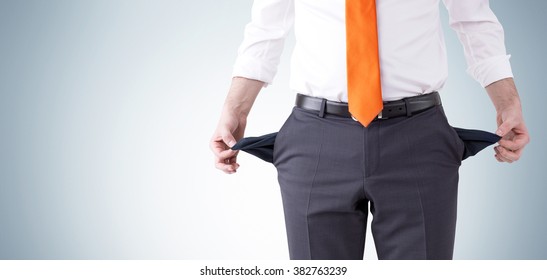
318,99,327,118
404,98,412,117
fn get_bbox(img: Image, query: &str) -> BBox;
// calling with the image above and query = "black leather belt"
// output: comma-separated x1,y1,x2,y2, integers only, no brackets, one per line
295,92,441,120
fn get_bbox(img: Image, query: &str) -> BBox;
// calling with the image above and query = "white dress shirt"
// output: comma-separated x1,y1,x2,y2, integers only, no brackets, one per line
232,0,513,102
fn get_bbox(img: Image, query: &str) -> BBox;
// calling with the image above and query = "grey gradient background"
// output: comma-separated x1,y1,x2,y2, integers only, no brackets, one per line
0,0,545,259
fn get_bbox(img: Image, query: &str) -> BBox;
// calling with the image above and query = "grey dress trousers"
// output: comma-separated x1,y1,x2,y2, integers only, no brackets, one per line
232,92,501,260
272,103,464,260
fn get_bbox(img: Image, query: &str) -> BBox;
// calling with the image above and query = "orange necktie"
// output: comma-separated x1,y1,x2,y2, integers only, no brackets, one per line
346,0,383,127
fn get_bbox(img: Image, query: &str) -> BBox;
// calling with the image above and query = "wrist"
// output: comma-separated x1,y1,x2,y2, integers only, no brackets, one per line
222,77,263,117
223,102,247,117
486,78,521,112
221,103,249,126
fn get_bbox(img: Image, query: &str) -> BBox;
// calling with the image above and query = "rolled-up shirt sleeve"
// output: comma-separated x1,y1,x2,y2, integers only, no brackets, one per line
443,0,513,87
232,0,295,85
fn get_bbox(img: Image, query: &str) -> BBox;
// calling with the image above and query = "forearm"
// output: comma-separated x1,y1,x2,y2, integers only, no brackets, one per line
485,78,521,112
222,77,264,119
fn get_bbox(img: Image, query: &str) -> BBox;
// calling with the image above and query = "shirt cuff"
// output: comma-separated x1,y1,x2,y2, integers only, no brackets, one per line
466,54,514,87
232,55,278,86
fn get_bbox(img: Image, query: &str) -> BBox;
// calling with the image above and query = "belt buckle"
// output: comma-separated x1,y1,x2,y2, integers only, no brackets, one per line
351,111,385,122
377,111,384,119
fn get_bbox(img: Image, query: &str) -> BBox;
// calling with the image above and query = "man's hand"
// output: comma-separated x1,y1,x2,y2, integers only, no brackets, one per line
210,111,246,174
486,78,530,163
210,77,263,173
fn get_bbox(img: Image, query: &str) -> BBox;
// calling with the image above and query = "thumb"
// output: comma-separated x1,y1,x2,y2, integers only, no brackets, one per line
221,132,237,148
496,119,515,137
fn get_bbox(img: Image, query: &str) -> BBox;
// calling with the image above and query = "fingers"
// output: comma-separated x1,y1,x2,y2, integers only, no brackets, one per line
494,145,523,163
222,133,237,149
494,129,527,163
496,118,518,137
210,138,237,158
215,160,240,174
498,135,529,152
212,144,240,174
210,130,241,174
494,115,530,163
